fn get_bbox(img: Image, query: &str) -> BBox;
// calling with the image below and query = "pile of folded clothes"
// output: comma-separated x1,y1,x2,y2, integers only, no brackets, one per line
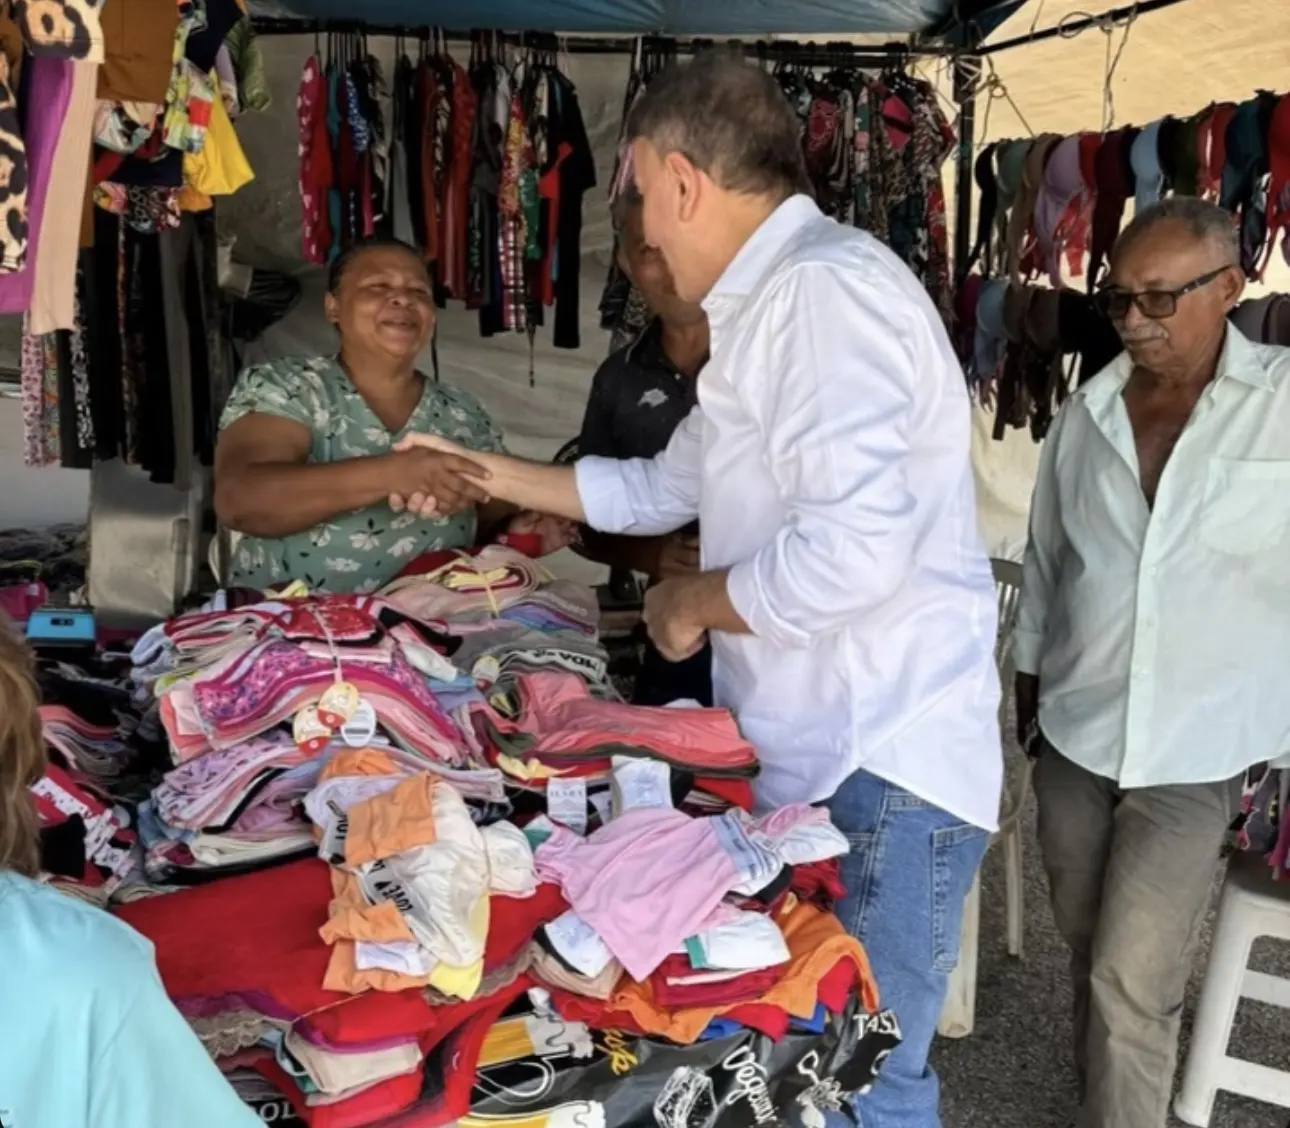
89,548,902,1125
29,658,161,904
137,732,322,884
31,760,139,906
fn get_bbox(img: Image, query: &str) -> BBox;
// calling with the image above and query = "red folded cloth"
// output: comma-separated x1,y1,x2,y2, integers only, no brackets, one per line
791,858,846,909
650,956,788,1009
114,858,566,1052
251,981,528,1128
0,579,46,623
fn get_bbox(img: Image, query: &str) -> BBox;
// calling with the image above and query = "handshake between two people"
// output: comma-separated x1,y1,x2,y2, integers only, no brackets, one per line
386,432,575,557
388,433,714,663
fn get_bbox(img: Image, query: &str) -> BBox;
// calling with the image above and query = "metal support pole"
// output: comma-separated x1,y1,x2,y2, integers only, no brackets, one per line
952,54,982,283
978,0,1193,55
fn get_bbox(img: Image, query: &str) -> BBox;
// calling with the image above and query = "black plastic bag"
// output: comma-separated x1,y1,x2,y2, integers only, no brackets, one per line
449,996,900,1128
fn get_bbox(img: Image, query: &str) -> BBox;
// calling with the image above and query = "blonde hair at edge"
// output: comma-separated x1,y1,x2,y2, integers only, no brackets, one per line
0,615,46,877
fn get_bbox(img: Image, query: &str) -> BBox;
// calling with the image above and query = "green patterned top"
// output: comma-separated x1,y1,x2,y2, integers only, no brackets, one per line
218,355,504,593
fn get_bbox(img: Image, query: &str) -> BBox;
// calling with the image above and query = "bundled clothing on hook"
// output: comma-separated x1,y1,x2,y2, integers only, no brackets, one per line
963,277,1121,441
1232,763,1290,881
965,278,1290,443
968,88,1290,439
19,0,265,478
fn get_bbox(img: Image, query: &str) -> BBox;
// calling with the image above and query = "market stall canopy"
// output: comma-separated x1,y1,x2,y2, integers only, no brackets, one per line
247,0,1029,38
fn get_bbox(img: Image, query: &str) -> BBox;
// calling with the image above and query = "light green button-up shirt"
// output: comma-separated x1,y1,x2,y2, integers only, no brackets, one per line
219,355,504,593
1015,325,1290,785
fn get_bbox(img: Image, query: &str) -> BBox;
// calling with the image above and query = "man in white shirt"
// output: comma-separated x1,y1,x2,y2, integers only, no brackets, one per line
396,54,1000,1126
1014,196,1290,1128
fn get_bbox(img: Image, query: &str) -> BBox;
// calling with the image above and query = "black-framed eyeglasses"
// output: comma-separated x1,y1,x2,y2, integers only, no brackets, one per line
1093,266,1235,321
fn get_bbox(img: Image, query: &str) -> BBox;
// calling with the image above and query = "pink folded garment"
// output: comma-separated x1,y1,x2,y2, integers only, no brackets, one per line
378,545,542,623
154,734,315,831
534,807,765,981
474,670,759,773
189,640,467,760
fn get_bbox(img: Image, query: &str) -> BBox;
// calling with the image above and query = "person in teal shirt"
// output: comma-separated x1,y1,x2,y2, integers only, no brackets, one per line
214,238,570,593
0,623,262,1128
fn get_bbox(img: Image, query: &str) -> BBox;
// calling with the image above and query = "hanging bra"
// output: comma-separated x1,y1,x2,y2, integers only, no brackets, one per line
1130,119,1165,213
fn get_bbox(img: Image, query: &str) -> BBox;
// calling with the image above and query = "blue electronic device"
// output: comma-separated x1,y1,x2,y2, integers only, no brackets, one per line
25,607,97,651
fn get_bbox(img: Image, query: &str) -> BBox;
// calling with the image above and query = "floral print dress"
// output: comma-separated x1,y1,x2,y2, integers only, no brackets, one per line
218,355,504,593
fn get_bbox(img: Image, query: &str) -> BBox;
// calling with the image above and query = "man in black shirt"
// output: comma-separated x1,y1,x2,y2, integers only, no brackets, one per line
576,184,712,706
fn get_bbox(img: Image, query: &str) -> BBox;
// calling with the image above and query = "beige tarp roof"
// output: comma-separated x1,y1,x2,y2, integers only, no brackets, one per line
938,0,1290,556
979,0,1290,143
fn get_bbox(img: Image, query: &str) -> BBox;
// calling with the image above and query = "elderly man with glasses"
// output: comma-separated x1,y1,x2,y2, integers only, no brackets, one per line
1014,195,1290,1128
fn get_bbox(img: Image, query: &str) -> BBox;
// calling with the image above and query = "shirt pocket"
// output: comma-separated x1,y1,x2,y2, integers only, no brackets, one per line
1200,458,1290,555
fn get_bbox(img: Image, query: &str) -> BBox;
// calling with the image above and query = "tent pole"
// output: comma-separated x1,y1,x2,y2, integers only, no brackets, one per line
952,53,981,283
978,0,1193,55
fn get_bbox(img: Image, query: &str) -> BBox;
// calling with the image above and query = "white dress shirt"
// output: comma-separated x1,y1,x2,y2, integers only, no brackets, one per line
1014,325,1290,787
576,195,1001,830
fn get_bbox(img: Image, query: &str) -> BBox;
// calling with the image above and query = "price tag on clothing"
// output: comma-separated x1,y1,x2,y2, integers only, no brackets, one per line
544,910,615,978
611,756,672,818
292,706,331,755
317,680,360,729
547,777,588,835
340,699,378,747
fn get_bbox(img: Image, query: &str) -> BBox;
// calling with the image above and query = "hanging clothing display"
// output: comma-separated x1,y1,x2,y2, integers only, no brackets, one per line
18,0,267,479
967,88,1290,441
20,546,905,1126
1233,763,1290,883
600,44,957,347
297,33,596,358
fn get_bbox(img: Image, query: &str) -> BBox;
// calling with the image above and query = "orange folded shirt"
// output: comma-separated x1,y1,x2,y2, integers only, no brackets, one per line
608,897,879,1044
344,773,438,867
320,870,426,994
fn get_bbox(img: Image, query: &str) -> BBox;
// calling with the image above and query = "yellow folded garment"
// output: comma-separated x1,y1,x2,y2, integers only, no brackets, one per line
496,753,564,782
428,959,484,999
183,94,252,196
441,566,512,589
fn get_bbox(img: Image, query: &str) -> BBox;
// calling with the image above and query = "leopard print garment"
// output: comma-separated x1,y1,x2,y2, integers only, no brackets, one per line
13,0,105,62
0,52,27,273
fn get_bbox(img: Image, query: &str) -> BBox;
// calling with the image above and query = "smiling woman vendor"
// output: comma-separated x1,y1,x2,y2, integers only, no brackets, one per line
214,239,567,593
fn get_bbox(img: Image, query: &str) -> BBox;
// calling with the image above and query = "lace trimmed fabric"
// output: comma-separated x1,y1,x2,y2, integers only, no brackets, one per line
191,1009,286,1060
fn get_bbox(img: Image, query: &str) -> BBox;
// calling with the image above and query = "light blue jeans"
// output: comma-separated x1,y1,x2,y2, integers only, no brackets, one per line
825,767,988,1128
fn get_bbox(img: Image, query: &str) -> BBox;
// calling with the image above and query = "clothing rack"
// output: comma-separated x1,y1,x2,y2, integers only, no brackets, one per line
257,17,981,340
249,22,953,64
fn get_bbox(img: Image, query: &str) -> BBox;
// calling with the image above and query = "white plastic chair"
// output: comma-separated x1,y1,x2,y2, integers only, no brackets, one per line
938,557,1027,1039
1174,851,1290,1124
